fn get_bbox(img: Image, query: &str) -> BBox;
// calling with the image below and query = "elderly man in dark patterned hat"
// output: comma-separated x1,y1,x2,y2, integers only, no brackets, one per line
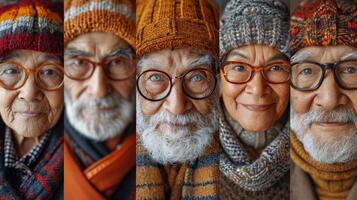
289,0,357,200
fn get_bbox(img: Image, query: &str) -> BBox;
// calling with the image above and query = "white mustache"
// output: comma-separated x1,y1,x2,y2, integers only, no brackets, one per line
148,109,208,128
295,107,357,126
81,93,121,109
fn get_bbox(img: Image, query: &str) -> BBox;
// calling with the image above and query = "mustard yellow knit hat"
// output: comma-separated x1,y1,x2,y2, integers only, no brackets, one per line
136,0,219,58
64,0,135,48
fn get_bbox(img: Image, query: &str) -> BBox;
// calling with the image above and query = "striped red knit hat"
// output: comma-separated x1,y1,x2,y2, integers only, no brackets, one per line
0,0,63,56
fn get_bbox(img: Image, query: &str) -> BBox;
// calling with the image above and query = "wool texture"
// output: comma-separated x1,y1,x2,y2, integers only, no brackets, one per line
219,170,290,200
219,108,290,192
136,134,220,200
136,0,219,58
0,0,63,56
290,0,357,55
0,121,63,200
220,0,290,58
64,0,135,47
291,132,357,200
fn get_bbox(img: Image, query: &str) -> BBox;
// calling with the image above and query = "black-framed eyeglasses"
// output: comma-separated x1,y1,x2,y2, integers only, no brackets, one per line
0,62,64,90
64,56,135,81
136,68,217,101
290,59,357,91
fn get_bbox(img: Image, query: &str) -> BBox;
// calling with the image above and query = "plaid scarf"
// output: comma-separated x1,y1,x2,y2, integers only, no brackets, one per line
219,108,290,191
0,122,63,200
136,134,220,200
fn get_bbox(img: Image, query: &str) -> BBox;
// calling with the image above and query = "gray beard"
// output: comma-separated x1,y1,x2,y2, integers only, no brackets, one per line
291,107,357,164
136,95,219,164
65,89,135,141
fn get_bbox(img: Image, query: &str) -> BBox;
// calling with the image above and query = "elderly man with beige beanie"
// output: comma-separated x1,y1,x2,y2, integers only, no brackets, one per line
135,0,221,199
63,0,136,199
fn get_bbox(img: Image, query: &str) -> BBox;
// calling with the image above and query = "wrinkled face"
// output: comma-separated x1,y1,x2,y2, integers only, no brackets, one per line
137,48,218,164
0,50,64,137
220,45,290,132
64,32,136,141
291,45,357,163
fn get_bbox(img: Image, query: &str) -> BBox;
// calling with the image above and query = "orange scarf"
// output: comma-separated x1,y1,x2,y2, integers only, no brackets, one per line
291,132,357,200
64,132,136,200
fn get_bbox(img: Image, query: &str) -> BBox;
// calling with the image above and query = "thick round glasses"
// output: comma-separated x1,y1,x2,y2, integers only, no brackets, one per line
64,57,135,81
290,60,357,91
221,61,290,84
137,68,217,101
0,62,64,90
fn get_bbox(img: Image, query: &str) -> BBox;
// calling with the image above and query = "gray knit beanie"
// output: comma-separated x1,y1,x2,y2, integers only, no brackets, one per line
220,0,290,58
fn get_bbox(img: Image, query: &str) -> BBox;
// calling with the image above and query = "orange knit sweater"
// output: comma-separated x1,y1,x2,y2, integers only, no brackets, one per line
291,132,357,200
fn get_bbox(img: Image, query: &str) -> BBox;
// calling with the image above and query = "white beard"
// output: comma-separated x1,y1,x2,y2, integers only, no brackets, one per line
65,90,134,141
136,96,218,164
291,106,357,164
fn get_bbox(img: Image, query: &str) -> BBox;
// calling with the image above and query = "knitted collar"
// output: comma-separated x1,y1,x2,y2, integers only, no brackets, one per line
219,108,290,191
136,134,220,200
291,132,357,200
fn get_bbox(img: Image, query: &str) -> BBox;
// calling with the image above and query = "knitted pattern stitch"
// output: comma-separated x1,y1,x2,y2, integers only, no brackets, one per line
0,0,63,56
219,108,290,191
219,170,290,200
136,134,220,200
291,132,357,200
136,0,219,58
220,0,290,58
290,0,356,55
64,0,135,47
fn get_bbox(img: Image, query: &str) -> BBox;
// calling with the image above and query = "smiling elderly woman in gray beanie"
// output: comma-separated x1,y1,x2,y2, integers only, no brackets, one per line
218,0,290,199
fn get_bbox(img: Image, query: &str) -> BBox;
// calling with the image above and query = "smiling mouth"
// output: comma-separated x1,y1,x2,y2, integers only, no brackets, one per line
241,103,274,112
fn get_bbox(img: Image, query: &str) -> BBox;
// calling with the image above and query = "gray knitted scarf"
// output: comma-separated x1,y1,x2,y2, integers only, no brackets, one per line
219,109,290,191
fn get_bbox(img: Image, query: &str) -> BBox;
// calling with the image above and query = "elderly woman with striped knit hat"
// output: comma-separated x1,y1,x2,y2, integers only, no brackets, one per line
218,0,290,199
63,0,136,199
0,0,64,199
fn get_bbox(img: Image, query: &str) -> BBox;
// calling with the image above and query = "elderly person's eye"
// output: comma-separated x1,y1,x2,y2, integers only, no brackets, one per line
190,74,204,82
149,74,162,82
233,65,246,72
269,65,283,71
0,67,21,75
40,68,59,76
65,59,89,68
299,68,313,75
340,66,356,74
107,58,124,66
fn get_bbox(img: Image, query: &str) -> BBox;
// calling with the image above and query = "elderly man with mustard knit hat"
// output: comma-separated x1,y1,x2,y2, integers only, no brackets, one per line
63,0,136,199
135,0,220,199
289,0,357,200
